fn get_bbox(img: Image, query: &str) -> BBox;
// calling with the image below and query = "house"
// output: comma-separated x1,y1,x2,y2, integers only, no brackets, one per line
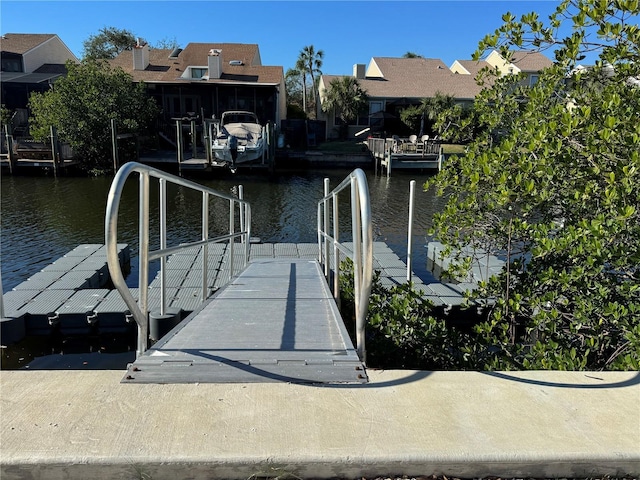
318,57,482,140
109,42,286,131
0,33,78,130
319,50,552,140
451,50,553,86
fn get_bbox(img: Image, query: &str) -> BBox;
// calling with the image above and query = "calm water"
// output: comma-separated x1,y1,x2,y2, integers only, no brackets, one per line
1,166,446,367
1,167,446,291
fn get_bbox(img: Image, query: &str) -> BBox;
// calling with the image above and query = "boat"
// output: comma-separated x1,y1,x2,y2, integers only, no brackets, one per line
209,111,266,171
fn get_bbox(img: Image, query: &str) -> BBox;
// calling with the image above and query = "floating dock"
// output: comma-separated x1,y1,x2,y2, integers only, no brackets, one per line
1,242,477,350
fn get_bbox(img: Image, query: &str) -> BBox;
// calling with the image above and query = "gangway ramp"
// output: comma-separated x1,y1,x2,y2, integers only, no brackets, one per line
122,258,367,384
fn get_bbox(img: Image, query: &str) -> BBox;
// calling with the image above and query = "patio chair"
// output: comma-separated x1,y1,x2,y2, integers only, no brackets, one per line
406,135,418,153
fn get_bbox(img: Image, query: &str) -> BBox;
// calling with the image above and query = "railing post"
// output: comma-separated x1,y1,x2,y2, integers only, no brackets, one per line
111,118,119,172
50,126,58,177
238,185,245,246
229,199,235,277
407,180,416,282
138,171,150,356
176,119,183,174
350,177,365,363
323,178,330,280
332,191,340,306
159,178,167,315
202,191,209,302
190,119,197,160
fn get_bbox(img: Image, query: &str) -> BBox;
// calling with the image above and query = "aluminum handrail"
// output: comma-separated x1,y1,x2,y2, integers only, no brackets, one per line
317,168,373,364
105,162,251,357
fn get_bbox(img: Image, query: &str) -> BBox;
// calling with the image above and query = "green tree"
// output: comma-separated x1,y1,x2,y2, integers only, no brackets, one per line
402,51,423,58
321,76,368,139
153,36,179,50
285,67,305,117
296,45,324,117
435,102,479,144
427,0,640,370
293,58,308,115
28,59,159,171
82,26,137,60
0,104,12,128
399,92,456,137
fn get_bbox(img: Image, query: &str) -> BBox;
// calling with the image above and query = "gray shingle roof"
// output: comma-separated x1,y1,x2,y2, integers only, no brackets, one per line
0,33,57,54
453,59,491,76
509,50,553,72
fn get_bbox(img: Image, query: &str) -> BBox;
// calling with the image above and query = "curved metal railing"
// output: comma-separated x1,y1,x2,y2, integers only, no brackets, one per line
105,162,251,357
317,168,373,363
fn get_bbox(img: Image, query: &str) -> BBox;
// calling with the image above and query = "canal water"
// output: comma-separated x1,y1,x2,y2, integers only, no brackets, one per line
1,167,446,367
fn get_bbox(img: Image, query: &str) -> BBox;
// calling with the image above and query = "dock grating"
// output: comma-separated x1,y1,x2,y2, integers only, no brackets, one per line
123,258,366,384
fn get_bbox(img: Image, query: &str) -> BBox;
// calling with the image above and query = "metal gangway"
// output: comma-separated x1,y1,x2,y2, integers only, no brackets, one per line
105,162,372,383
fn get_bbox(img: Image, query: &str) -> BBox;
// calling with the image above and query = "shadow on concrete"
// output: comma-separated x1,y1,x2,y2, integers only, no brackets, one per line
482,370,640,389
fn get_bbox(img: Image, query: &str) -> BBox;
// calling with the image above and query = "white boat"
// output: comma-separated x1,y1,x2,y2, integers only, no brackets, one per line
210,111,266,171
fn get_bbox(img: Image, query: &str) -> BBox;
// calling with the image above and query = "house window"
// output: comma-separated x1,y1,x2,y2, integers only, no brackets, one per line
369,101,383,115
236,87,255,112
530,75,539,86
1,56,22,72
165,94,200,117
191,68,207,79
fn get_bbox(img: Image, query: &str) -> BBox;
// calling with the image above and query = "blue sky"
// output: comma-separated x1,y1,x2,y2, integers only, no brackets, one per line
2,1,575,74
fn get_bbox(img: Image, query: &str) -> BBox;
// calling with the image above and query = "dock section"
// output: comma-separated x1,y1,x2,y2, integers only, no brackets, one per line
2,242,477,345
368,137,443,176
123,258,366,384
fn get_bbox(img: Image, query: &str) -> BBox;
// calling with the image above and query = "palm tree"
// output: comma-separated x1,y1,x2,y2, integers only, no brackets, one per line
321,76,368,139
399,92,455,136
297,45,324,117
285,68,304,109
294,58,307,115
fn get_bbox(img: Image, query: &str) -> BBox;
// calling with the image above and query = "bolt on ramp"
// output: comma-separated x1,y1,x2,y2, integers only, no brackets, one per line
122,258,367,384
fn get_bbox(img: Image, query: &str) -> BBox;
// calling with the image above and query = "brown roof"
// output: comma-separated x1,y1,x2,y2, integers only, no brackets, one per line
510,50,553,72
454,59,491,76
0,33,57,54
323,57,483,101
109,42,283,85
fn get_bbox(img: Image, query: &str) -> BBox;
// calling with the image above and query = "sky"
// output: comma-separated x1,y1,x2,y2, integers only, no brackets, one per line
1,1,586,75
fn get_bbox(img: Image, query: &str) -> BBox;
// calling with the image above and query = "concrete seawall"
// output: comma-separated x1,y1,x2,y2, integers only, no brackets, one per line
1,370,638,479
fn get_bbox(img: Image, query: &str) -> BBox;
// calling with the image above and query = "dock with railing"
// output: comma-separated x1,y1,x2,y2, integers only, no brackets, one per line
1,162,638,479
2,163,481,371
368,136,443,176
0,125,79,175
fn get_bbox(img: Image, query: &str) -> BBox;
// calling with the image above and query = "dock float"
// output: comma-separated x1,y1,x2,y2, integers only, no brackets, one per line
2,242,477,346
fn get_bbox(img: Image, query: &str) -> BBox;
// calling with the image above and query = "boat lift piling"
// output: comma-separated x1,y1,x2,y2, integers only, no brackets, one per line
110,119,140,171
407,179,416,282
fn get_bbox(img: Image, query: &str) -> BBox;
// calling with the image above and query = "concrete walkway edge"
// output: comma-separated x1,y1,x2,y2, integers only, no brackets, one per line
1,369,639,479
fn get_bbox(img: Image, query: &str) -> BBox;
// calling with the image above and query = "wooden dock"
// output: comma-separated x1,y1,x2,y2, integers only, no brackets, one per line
0,125,83,175
368,137,443,176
